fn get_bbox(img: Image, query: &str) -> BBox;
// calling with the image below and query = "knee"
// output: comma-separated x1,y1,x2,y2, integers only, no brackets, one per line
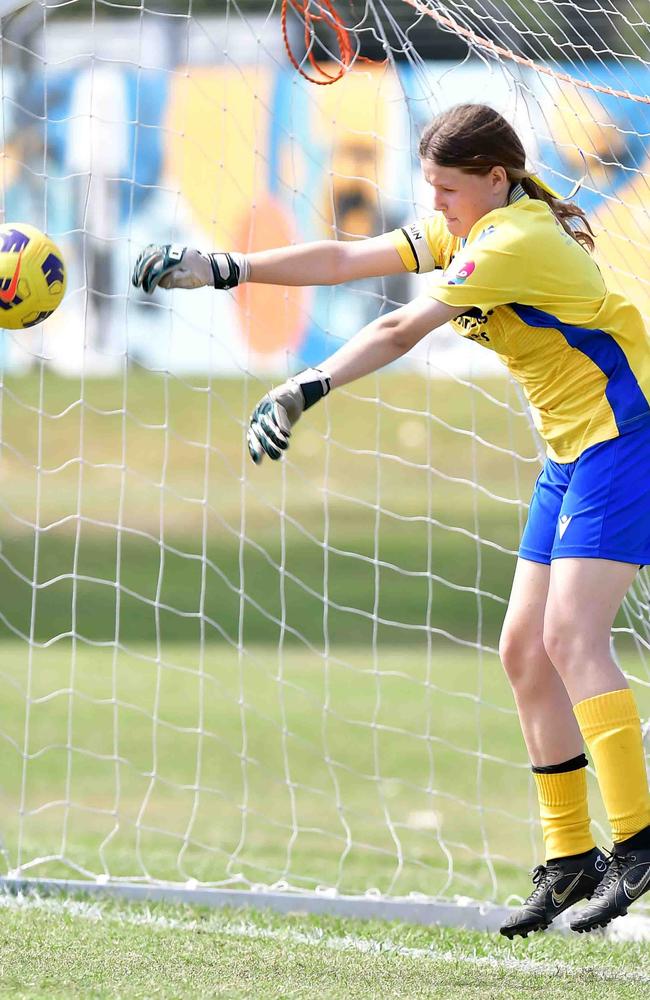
499,621,547,689
542,614,589,673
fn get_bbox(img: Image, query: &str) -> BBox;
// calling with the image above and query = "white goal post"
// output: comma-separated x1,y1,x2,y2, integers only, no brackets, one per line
0,0,649,932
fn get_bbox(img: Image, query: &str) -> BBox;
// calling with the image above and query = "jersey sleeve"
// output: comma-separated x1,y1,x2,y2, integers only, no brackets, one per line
387,214,450,274
428,221,530,312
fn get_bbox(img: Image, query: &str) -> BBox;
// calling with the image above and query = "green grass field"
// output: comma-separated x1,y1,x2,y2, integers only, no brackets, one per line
1,894,649,999
1,640,547,901
0,371,538,648
1,371,649,996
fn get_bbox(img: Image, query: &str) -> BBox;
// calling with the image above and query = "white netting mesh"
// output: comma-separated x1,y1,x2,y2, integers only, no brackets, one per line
0,0,648,908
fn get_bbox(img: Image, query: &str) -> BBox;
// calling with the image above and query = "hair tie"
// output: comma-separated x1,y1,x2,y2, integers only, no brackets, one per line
528,173,562,200
528,150,587,202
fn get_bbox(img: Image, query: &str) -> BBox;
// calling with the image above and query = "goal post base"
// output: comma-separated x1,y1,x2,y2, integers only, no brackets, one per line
2,877,649,939
0,876,511,932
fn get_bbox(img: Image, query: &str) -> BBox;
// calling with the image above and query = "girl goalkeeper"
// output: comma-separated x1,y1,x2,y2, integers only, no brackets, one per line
132,102,650,939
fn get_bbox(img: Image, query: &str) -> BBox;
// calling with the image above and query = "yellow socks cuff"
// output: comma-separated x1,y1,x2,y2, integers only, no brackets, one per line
533,767,594,861
574,688,650,842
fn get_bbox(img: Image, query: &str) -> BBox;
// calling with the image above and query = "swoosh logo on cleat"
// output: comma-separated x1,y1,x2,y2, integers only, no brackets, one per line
0,250,23,303
551,870,584,908
623,865,650,901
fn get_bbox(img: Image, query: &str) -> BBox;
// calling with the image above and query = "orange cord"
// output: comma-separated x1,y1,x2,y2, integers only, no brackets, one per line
281,0,379,85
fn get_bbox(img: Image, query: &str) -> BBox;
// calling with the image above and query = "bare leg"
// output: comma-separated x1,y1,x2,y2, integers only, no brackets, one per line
498,559,600,940
500,558,583,765
543,558,637,703
542,559,650,934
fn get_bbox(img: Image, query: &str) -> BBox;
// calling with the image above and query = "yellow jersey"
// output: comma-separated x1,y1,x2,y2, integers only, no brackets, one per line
390,185,650,462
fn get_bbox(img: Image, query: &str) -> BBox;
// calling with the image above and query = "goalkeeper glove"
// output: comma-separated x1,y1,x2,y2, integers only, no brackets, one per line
131,244,250,294
247,368,332,465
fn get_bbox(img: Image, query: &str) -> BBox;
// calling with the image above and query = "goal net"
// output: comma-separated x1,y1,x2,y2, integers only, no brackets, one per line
0,0,648,924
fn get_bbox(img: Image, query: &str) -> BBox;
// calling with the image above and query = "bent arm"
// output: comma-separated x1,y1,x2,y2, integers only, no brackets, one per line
325,295,464,389
247,295,465,464
247,233,407,286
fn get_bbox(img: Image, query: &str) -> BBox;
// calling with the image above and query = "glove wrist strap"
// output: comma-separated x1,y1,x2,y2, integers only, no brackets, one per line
207,251,250,289
292,368,331,410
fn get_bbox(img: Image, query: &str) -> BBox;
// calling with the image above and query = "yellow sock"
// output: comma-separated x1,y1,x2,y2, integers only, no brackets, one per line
574,688,650,842
533,766,594,860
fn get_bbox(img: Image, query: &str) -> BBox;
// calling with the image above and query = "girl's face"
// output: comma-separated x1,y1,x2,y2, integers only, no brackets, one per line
421,161,510,238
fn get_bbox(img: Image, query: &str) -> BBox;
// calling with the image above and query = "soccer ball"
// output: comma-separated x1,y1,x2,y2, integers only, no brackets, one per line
0,222,66,329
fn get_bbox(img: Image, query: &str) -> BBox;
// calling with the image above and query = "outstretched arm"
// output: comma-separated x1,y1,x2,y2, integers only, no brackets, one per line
132,233,407,293
247,295,464,464
246,233,407,286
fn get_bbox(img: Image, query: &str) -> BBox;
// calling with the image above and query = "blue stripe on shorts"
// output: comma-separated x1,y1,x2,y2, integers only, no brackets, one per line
519,422,650,565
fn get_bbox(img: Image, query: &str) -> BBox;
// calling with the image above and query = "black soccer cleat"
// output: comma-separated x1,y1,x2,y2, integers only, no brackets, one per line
499,847,607,939
570,844,650,933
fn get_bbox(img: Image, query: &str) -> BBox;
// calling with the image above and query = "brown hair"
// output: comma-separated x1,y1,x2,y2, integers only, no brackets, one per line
418,103,595,252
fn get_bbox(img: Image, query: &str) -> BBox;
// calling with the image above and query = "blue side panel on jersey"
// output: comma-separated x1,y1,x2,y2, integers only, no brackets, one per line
511,302,650,430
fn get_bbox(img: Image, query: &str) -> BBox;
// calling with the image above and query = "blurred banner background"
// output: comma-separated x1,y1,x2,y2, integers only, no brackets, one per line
1,2,648,376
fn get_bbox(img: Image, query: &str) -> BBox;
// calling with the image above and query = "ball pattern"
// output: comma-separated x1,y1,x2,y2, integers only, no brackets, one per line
0,223,66,329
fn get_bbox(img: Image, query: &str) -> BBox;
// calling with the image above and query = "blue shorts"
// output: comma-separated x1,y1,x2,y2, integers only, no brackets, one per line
519,423,650,565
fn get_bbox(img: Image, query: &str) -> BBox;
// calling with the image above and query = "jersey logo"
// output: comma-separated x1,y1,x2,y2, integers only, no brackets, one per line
558,514,572,539
476,224,496,243
0,249,24,303
455,307,491,339
447,260,475,285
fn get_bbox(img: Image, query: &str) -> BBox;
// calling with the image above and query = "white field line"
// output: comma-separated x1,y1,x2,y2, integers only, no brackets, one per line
1,891,649,985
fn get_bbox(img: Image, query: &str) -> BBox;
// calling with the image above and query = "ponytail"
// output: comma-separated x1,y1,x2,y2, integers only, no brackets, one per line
519,175,595,253
419,104,596,253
